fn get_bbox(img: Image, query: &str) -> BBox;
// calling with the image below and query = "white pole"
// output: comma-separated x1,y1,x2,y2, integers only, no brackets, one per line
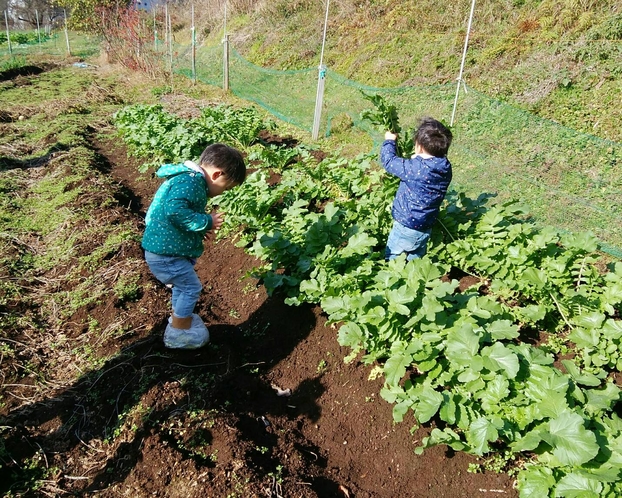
36,9,41,48
3,10,11,55
312,0,331,140
164,3,169,57
4,10,12,56
63,9,71,56
223,0,227,40
191,3,196,83
222,0,229,91
450,0,476,126
166,3,173,76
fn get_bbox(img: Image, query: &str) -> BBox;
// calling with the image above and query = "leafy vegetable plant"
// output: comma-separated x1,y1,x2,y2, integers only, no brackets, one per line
359,92,414,157
116,103,622,498
113,104,274,171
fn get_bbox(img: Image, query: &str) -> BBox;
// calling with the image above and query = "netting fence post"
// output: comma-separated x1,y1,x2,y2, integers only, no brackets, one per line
166,3,173,87
36,9,42,50
223,35,230,91
4,10,12,56
450,0,476,126
191,3,196,83
153,9,157,51
312,65,326,140
312,0,331,140
222,0,229,91
63,9,71,56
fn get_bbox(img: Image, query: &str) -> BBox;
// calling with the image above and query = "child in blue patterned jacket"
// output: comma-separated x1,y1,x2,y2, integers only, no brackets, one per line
142,143,246,349
380,117,453,260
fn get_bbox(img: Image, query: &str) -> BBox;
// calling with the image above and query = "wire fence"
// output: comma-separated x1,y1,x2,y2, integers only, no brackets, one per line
0,31,100,59
2,30,620,259
173,44,622,258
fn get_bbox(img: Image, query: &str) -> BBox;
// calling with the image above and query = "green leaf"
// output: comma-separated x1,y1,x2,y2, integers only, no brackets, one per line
560,231,599,253
561,360,601,387
512,343,555,366
522,268,548,288
439,393,457,424
467,417,499,455
478,375,510,412
380,384,402,404
482,342,520,379
413,386,444,423
321,295,351,319
544,412,600,466
410,257,443,283
575,462,622,483
467,297,492,319
458,367,482,383
554,472,602,497
384,349,413,386
572,312,606,329
386,286,415,316
421,427,466,452
337,322,364,350
512,427,545,452
526,366,570,418
517,304,548,323
517,465,556,497
342,232,377,256
421,294,446,321
392,400,411,423
445,323,481,367
568,327,600,348
584,382,621,414
602,319,622,340
488,319,520,340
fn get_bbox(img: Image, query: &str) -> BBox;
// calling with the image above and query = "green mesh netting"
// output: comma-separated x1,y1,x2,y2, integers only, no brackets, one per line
449,86,621,259
230,49,317,130
0,32,100,59
176,44,621,259
3,33,619,259
174,43,223,87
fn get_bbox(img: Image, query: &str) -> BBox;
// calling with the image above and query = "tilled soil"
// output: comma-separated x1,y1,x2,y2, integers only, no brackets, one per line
0,83,518,497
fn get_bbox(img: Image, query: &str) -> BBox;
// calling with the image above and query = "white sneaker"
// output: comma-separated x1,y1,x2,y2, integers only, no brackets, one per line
164,314,209,349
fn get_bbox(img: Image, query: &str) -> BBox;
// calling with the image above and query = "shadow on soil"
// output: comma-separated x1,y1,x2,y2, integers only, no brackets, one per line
1,289,341,496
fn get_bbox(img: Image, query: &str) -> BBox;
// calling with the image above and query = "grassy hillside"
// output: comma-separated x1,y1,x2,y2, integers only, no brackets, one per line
194,0,622,142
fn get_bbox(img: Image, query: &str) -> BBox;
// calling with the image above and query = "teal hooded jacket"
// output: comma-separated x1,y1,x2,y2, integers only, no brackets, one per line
142,162,213,258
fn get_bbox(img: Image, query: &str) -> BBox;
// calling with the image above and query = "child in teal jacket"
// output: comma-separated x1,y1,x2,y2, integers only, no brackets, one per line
142,143,246,349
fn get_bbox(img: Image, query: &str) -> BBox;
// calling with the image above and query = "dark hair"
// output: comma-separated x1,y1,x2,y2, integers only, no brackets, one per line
414,117,453,157
199,143,246,185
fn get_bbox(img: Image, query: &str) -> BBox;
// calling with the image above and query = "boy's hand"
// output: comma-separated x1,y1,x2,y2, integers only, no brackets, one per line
210,211,224,231
385,131,398,141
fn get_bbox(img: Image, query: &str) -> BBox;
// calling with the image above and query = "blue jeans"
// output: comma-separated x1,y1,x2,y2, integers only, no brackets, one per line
385,221,431,261
144,251,202,318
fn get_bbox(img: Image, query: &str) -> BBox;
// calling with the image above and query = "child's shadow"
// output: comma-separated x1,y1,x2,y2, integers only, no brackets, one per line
1,295,334,496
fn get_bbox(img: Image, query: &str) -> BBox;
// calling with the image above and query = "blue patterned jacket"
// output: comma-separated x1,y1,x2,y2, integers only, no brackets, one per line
142,162,212,258
380,139,452,231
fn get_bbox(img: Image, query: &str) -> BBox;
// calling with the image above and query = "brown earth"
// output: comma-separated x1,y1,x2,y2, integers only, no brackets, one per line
0,72,518,497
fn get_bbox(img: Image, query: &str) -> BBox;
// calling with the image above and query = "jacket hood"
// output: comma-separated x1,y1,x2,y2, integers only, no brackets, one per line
155,161,205,179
